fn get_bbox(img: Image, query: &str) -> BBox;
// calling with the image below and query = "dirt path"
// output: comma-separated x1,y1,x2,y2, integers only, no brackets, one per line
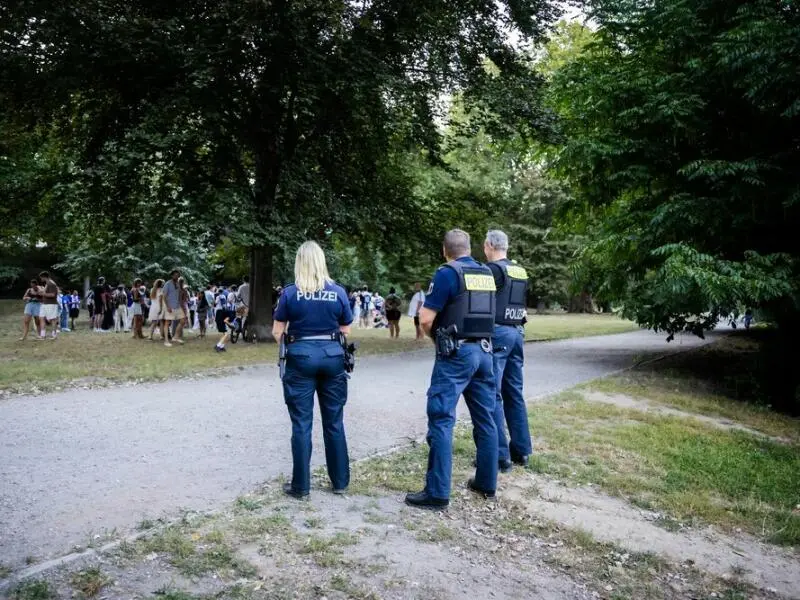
0,329,711,570
6,473,785,600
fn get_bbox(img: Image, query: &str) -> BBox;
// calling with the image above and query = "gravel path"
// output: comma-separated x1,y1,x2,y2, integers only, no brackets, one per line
0,329,711,568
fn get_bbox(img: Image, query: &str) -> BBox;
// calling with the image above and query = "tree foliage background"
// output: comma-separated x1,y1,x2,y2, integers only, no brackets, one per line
0,0,565,333
543,0,800,405
547,0,799,337
3,0,800,405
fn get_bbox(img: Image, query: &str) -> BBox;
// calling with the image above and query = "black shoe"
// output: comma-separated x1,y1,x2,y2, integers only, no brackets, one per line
405,490,449,510
332,487,347,495
283,483,309,500
467,478,496,499
472,458,513,473
511,454,530,467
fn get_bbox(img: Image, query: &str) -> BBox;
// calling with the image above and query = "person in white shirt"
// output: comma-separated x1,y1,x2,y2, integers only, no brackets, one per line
237,276,250,310
408,282,426,340
227,285,238,312
237,275,250,332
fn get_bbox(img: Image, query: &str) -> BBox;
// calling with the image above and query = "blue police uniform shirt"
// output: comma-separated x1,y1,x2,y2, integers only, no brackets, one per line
274,281,353,337
423,256,482,312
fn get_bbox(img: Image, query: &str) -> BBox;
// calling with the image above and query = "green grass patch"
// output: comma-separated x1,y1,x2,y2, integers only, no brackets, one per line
349,425,479,496
233,496,264,512
69,567,111,598
153,587,200,600
296,533,359,568
348,442,429,495
328,573,381,600
588,373,800,442
303,516,324,529
233,513,292,540
523,312,638,341
8,579,54,600
415,523,457,543
138,527,256,578
530,396,800,545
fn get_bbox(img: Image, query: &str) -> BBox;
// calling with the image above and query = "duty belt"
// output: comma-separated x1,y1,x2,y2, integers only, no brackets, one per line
460,338,492,352
286,333,338,343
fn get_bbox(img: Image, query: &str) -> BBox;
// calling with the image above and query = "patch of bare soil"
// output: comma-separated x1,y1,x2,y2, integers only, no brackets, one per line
5,479,784,600
7,488,594,600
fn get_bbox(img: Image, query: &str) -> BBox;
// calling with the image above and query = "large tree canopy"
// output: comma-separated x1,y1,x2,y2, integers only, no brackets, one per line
1,0,560,337
547,0,800,338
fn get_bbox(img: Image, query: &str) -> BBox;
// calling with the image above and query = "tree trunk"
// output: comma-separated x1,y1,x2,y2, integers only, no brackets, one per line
246,135,283,342
247,244,275,342
83,275,90,308
568,291,595,313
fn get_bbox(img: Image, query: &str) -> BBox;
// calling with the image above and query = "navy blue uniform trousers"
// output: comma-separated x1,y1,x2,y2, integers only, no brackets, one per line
282,340,349,493
425,342,498,499
491,324,533,462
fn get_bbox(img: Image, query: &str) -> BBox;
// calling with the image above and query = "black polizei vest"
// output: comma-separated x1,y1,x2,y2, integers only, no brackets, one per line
434,259,496,339
492,258,529,326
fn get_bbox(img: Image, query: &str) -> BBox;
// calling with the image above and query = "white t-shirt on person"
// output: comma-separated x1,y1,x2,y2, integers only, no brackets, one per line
408,291,426,317
237,283,250,308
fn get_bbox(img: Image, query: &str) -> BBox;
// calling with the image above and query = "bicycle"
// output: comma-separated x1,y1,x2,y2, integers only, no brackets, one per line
229,316,243,344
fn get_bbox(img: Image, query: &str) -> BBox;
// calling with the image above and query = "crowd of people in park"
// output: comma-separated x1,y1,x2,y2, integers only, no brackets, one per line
345,283,427,339
19,267,430,347
19,269,254,350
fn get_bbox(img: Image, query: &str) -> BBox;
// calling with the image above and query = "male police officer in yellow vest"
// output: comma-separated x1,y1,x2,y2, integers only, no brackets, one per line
484,230,533,469
406,229,499,509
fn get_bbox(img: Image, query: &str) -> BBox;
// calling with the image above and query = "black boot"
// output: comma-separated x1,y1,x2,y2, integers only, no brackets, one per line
511,454,529,467
283,483,309,500
405,490,449,510
467,478,496,499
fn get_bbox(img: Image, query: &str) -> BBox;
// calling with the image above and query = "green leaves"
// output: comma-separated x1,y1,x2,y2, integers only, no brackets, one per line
545,1,800,336
1,0,562,292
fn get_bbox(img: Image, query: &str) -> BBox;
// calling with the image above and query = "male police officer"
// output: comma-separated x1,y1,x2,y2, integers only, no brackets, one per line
484,230,533,468
405,229,499,509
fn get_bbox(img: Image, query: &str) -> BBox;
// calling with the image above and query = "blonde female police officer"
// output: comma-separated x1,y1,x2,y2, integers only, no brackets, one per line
272,241,354,499
406,229,499,509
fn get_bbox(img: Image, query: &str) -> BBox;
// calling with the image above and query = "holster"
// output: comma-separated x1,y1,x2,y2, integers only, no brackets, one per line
435,325,459,359
278,333,287,380
338,332,357,374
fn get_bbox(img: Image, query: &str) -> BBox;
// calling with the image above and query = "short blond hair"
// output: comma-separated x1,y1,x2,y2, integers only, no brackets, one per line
294,241,332,293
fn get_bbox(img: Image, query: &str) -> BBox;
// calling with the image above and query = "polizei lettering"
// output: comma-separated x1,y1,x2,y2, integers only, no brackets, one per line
297,290,338,302
504,307,526,321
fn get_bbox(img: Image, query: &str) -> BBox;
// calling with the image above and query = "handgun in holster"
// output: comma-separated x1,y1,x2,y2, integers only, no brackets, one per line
338,332,358,375
278,333,287,379
435,324,459,359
